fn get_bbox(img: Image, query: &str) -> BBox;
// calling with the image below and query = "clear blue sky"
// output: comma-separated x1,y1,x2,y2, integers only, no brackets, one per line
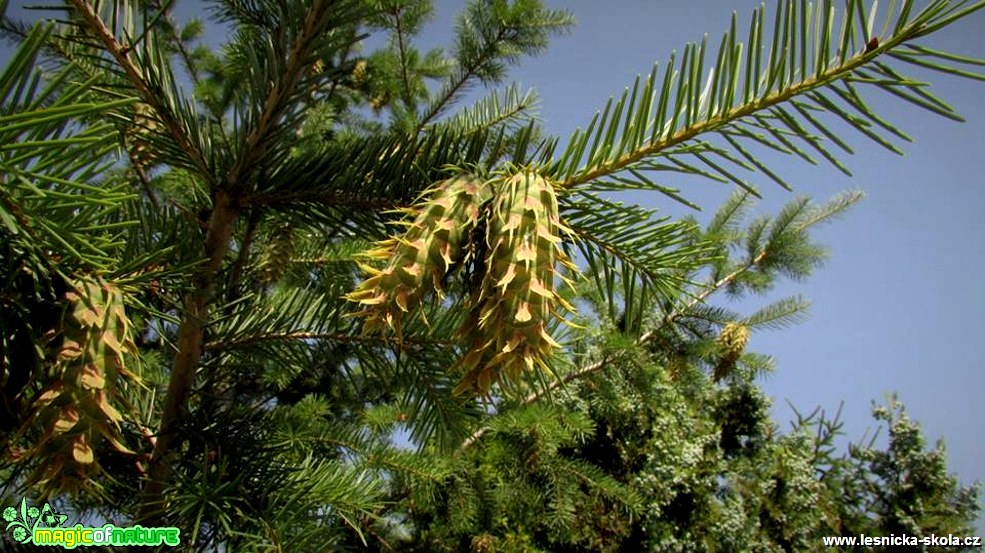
4,0,983,528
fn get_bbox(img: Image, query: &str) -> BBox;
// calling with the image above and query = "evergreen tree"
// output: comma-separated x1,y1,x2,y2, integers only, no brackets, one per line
0,0,982,550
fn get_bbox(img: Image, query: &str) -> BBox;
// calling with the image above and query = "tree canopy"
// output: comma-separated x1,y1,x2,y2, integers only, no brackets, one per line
0,0,982,550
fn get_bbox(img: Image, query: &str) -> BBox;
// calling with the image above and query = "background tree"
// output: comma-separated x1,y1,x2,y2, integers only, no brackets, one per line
1,0,983,550
397,192,980,551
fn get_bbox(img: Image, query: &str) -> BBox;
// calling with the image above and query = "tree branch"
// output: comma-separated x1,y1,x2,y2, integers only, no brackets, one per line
240,191,407,211
139,188,238,523
136,2,357,520
155,0,203,87
558,37,911,190
391,5,415,108
204,330,454,352
459,249,768,450
226,210,261,293
414,27,507,134
224,0,336,190
68,0,213,183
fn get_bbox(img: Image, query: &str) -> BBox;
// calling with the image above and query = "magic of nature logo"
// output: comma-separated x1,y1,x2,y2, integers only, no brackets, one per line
3,498,180,548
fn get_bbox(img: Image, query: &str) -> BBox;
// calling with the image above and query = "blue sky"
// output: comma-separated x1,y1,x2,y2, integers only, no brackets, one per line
3,0,984,529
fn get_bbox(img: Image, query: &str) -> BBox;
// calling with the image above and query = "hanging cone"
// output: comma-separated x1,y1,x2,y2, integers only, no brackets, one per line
125,102,161,171
713,322,749,382
346,174,492,337
261,221,295,284
22,276,141,497
454,171,577,396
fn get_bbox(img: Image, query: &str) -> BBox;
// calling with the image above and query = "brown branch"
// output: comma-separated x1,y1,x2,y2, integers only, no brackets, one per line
458,250,769,450
414,27,508,134
240,191,408,211
134,2,353,521
152,0,203,87
390,5,415,108
226,210,261,292
138,189,238,523
68,0,213,183
223,0,336,190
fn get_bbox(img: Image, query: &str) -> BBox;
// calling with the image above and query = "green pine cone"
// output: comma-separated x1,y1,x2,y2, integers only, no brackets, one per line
455,171,576,396
24,276,140,497
346,174,492,336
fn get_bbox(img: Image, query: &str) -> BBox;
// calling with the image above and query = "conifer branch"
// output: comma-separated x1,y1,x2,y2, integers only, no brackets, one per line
414,27,507,134
226,210,261,292
140,188,239,523
560,50,883,190
431,85,538,135
414,1,572,133
459,250,768,450
475,100,530,130
204,330,454,352
67,0,212,182
390,5,415,108
225,0,337,190
153,0,203,86
553,0,985,194
139,1,352,520
241,190,404,210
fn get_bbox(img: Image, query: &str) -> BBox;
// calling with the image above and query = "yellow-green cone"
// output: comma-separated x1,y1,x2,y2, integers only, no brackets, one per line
454,171,576,396
24,276,141,497
261,222,295,284
713,322,749,382
346,174,491,337
125,102,160,171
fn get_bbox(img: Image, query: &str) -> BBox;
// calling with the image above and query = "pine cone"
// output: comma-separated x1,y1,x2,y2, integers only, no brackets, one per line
454,171,577,396
346,174,492,337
